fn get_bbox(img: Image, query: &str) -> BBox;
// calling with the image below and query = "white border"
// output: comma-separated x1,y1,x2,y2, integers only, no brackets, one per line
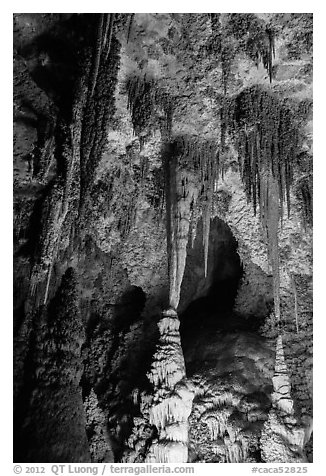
2,4,324,473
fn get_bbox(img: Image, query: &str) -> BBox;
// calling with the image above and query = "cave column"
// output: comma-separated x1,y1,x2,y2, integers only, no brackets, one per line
147,138,219,461
145,147,197,461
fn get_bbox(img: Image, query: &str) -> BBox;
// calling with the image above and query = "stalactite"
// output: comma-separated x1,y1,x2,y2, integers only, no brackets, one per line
90,14,105,98
164,148,179,309
101,14,109,48
201,150,218,277
291,274,299,333
266,27,275,83
126,13,134,44
189,204,198,249
103,14,115,62
90,13,115,97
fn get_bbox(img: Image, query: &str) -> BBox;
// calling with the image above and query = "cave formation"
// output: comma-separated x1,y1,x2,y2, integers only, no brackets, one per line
13,13,313,464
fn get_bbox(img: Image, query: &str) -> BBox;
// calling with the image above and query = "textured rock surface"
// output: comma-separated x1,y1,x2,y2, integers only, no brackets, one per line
13,13,312,463
260,336,309,463
183,324,275,462
14,269,90,462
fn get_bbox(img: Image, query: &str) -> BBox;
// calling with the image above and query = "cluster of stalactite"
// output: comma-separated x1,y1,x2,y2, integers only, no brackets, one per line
27,14,121,307
126,71,174,143
225,13,275,82
208,13,275,93
27,102,84,313
80,14,121,213
223,85,299,320
15,14,122,417
162,135,220,308
14,120,81,396
126,72,157,139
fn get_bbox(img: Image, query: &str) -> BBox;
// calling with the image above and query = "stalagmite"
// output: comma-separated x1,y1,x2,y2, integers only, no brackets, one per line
261,335,307,462
146,309,194,462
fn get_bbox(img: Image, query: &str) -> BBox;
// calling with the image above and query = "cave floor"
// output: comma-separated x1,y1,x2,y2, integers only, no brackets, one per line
181,307,276,462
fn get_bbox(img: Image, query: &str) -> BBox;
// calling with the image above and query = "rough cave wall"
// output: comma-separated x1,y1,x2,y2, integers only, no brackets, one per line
13,13,312,463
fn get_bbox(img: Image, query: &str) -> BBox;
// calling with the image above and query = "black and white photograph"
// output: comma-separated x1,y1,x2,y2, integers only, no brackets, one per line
12,7,314,467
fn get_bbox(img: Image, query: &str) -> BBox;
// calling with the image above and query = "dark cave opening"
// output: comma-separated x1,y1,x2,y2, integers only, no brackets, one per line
179,217,246,345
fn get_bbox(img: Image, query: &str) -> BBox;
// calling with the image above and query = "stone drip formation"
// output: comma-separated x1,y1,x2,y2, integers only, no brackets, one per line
13,13,313,463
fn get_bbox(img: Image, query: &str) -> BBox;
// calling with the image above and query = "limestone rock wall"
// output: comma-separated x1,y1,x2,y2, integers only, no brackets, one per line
13,13,312,463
